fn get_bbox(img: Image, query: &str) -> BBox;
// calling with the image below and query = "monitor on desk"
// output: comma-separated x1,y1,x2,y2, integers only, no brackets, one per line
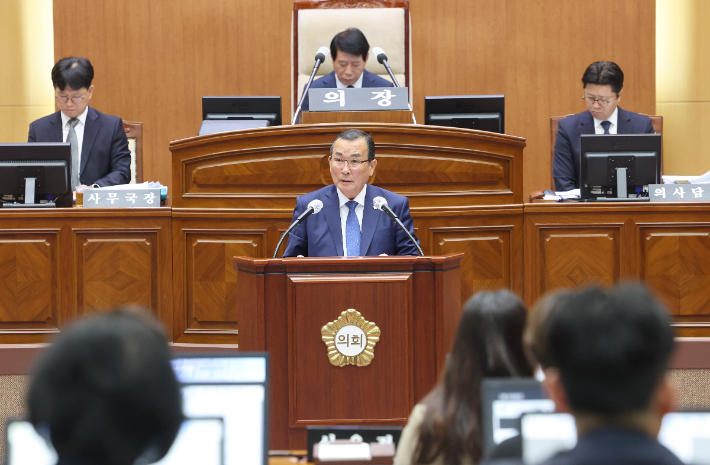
580,134,662,200
424,95,505,134
199,96,282,135
0,143,72,208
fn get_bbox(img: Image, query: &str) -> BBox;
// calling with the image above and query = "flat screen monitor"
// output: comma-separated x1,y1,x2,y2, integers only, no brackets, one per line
481,378,556,459
521,411,710,465
201,96,282,133
580,133,662,200
6,417,225,465
171,352,270,465
424,95,505,134
0,143,72,207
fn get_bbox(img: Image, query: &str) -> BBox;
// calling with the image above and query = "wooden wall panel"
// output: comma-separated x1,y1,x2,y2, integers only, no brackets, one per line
53,0,654,196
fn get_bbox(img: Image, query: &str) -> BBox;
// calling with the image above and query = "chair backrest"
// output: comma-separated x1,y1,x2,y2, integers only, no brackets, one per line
292,0,411,115
122,121,143,184
549,114,663,190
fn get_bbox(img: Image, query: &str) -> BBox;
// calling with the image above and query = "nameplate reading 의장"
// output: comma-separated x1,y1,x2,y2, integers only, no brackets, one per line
83,188,161,208
308,87,409,112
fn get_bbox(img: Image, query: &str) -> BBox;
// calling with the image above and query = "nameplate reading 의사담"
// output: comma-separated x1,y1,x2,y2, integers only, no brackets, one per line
308,87,409,112
649,184,710,202
83,188,161,208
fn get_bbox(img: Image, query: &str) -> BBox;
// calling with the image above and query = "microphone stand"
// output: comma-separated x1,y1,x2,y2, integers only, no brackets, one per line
292,58,324,125
378,55,417,124
379,205,424,256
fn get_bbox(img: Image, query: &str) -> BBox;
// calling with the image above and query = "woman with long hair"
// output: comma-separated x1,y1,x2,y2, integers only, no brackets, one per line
393,290,533,465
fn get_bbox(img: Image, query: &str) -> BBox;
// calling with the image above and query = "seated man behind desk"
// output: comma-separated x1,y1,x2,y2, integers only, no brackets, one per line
283,129,419,257
539,284,682,465
301,27,394,113
552,61,654,191
28,56,131,189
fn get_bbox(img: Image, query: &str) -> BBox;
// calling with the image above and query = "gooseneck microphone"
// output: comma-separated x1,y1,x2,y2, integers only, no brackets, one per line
292,46,330,125
273,199,323,258
373,196,424,256
372,47,417,124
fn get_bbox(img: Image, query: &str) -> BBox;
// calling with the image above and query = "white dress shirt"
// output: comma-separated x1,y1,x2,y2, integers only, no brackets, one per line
593,106,619,134
336,184,367,256
335,72,365,89
60,106,90,166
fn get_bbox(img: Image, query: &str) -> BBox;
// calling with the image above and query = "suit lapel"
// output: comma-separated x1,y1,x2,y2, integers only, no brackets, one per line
360,185,381,255
616,107,632,133
48,112,63,142
323,186,344,256
363,70,376,87
80,107,100,175
579,110,596,135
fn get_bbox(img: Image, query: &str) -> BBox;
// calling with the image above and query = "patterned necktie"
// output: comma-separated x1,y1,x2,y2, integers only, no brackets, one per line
67,118,80,189
601,120,611,134
345,200,361,257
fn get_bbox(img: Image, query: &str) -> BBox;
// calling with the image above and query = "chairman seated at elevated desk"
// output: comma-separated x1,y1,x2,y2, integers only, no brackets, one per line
552,61,654,191
283,129,419,257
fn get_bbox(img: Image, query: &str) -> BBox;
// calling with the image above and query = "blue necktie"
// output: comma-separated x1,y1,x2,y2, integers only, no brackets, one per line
601,120,611,134
345,200,361,257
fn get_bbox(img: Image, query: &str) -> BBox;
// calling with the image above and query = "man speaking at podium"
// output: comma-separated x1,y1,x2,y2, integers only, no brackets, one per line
282,129,419,257
28,56,131,189
301,28,394,113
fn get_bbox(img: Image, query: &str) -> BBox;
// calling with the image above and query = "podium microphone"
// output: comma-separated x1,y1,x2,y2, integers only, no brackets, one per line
372,47,416,124
273,199,324,258
373,196,423,256
292,46,330,125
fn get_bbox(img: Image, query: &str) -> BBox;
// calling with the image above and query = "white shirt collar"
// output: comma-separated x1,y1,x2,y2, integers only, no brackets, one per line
60,106,89,128
335,72,364,89
336,184,367,207
592,106,618,130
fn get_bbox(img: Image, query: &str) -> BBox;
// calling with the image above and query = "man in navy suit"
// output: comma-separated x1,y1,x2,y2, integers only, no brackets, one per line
552,61,654,191
28,57,131,188
282,129,419,257
538,284,682,465
301,28,394,113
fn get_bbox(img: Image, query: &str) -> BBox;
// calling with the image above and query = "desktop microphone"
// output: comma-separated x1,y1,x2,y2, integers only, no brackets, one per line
273,199,323,258
373,196,424,256
372,47,416,124
292,47,330,125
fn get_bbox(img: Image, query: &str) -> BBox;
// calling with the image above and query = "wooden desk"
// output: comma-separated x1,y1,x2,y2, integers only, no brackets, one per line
0,207,173,343
524,202,710,336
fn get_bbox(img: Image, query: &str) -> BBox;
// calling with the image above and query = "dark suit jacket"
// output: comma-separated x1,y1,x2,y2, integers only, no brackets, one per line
28,107,131,187
541,427,683,465
282,184,419,257
301,70,394,112
552,108,655,191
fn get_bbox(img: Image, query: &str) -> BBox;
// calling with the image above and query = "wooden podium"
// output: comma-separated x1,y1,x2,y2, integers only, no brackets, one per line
234,253,463,449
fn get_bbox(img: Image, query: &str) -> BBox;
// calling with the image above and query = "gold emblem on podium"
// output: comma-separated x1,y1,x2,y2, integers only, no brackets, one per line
321,309,381,367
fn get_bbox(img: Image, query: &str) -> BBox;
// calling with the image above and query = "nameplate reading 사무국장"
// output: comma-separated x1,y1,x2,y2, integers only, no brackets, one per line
308,87,409,112
649,184,710,202
83,188,161,208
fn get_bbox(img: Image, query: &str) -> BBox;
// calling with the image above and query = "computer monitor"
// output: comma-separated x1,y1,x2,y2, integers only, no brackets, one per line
6,417,225,465
580,134,662,200
171,352,270,465
480,378,556,458
0,143,72,208
424,95,505,133
199,96,282,135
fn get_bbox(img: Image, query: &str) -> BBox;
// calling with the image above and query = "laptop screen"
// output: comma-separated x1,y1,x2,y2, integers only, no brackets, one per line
171,352,270,465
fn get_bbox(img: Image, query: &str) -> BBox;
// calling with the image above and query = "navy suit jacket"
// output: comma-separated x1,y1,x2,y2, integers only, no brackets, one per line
541,428,683,465
552,108,654,191
301,70,394,113
28,107,131,187
282,184,419,257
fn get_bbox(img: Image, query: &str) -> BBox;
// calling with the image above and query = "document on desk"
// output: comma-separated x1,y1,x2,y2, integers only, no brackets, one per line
543,189,580,200
662,169,710,184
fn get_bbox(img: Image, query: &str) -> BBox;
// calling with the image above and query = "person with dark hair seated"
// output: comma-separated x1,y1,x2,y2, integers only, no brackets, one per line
28,309,184,465
28,56,131,189
393,290,533,465
539,284,682,465
300,27,394,113
552,61,655,191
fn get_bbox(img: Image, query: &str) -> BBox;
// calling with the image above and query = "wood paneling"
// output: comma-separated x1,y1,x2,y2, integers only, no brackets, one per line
53,0,654,196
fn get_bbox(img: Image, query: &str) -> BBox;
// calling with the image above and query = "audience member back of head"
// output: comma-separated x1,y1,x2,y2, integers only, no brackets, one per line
28,309,184,465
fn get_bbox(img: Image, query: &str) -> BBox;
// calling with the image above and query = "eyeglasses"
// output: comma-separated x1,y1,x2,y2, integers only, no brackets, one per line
55,93,88,104
330,156,371,169
582,95,616,107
